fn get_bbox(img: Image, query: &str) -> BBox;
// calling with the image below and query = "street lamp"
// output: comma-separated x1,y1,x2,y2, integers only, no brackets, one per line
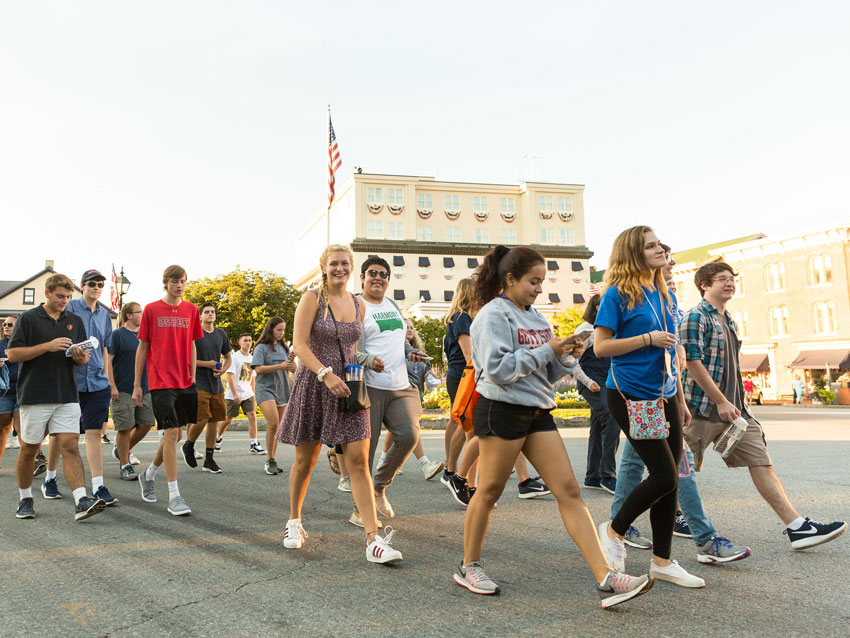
116,267,131,309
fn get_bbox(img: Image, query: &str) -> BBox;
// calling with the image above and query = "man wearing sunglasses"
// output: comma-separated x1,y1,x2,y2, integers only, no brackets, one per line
351,256,428,522
67,269,117,507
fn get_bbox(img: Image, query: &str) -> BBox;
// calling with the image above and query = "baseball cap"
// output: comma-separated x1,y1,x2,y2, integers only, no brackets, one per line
81,269,106,283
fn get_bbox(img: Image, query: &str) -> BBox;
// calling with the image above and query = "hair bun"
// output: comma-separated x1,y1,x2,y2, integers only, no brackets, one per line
494,245,511,262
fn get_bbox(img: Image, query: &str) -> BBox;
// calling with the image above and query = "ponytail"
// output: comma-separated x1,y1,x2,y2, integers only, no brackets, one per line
472,245,544,312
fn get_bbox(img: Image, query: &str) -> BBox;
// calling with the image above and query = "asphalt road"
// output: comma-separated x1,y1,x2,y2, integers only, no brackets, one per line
0,406,847,637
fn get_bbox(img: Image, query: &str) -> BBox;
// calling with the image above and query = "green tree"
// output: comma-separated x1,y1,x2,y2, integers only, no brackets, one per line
184,268,302,347
551,308,585,338
410,316,446,364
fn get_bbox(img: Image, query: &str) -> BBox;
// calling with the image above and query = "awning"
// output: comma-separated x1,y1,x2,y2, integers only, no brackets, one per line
419,290,431,301
418,257,430,267
393,256,404,266
547,260,559,270
443,257,455,268
573,293,585,304
444,291,454,301
739,354,770,372
572,261,583,271
467,258,479,268
549,293,561,303
393,290,405,301
789,349,850,369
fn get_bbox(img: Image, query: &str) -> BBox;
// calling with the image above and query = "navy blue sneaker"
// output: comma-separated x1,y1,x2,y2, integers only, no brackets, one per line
75,496,106,521
673,510,692,538
93,485,119,506
583,478,602,490
600,477,617,495
518,477,551,499
784,518,847,550
16,497,35,519
41,478,63,499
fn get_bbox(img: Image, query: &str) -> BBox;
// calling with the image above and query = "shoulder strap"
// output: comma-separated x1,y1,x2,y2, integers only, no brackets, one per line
326,303,348,367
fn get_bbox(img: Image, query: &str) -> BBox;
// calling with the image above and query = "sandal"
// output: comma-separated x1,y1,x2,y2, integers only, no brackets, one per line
327,448,341,475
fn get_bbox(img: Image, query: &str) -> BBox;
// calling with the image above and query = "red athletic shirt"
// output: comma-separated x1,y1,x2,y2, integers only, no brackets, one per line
138,299,203,390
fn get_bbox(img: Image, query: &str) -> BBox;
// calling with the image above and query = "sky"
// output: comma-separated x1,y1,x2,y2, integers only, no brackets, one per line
1,1,848,305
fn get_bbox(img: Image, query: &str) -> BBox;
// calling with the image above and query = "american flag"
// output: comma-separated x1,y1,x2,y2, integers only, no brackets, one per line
109,264,119,311
327,108,341,209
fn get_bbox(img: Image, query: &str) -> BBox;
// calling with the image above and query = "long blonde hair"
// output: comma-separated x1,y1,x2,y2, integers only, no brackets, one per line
444,277,473,325
604,225,670,310
318,244,354,320
405,319,425,350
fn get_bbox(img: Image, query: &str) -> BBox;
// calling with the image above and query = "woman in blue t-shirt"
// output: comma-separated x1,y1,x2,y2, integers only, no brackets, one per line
594,225,705,589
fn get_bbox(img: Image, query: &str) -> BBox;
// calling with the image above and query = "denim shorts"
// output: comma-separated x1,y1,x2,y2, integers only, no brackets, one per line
473,396,558,440
0,391,19,415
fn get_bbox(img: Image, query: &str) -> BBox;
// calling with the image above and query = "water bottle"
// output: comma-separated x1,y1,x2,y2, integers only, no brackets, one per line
713,416,749,459
345,364,363,381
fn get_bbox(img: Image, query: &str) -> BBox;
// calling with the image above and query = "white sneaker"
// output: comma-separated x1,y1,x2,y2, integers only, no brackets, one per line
375,492,395,518
649,559,706,588
338,476,351,492
348,510,381,529
214,436,223,452
421,460,445,480
249,442,266,455
194,450,203,460
129,453,141,466
283,519,307,549
366,527,403,564
11,436,20,449
597,520,627,573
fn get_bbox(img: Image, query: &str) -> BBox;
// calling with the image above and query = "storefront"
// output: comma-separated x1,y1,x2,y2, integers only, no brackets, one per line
789,349,850,405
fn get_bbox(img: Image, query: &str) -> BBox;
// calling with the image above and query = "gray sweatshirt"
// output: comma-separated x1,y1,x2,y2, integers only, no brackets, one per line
471,297,572,409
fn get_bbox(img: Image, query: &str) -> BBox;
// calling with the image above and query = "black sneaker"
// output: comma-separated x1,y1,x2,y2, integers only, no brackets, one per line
784,518,847,550
93,485,119,506
203,458,222,474
101,433,111,444
673,510,692,538
33,459,47,478
448,474,471,507
518,477,551,499
181,441,198,469
584,478,602,490
16,497,35,519
441,469,455,487
75,496,107,521
600,477,617,495
41,478,63,499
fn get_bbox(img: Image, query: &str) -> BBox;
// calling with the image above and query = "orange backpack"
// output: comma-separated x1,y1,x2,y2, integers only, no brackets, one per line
451,359,482,432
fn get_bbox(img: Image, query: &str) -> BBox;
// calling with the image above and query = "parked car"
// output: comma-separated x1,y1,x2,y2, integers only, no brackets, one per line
750,383,764,405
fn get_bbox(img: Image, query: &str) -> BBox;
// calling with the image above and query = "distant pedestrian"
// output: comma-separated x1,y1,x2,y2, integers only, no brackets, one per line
252,317,294,475
219,333,262,454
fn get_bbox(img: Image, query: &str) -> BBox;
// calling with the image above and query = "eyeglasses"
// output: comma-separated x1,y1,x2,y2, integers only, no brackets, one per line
366,269,389,280
712,276,736,284
85,281,105,288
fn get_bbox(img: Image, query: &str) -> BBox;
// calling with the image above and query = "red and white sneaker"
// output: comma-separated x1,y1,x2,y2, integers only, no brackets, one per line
283,518,307,549
366,527,403,564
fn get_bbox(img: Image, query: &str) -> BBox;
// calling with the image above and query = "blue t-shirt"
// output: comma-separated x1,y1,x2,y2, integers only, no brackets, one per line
110,327,148,394
595,285,678,400
444,311,472,379
0,337,19,392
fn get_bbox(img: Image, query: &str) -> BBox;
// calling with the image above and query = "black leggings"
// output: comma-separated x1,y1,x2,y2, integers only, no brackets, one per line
607,390,683,560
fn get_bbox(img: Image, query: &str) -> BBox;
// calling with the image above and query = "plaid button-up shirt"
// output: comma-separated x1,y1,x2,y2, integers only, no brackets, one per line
679,298,740,417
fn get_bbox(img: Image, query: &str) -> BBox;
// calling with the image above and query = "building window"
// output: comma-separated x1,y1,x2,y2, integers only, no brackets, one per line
808,255,832,286
367,221,383,238
735,271,745,296
387,222,403,239
473,196,488,212
765,263,785,292
501,229,516,244
367,187,383,205
445,228,460,242
813,301,837,334
417,193,432,209
386,188,403,205
474,229,489,243
559,229,574,245
768,306,789,337
445,194,460,210
556,196,572,212
417,226,432,241
539,228,554,244
23,287,35,305
500,197,515,213
537,195,553,210
732,311,749,338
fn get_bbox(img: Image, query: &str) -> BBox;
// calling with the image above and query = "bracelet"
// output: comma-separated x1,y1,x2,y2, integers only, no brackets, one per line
317,365,333,382
648,333,653,346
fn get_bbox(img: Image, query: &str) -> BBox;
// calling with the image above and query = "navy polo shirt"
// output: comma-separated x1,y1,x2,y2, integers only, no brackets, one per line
8,304,87,405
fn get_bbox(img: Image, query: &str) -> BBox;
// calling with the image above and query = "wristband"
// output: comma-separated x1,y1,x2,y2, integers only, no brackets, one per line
317,365,333,382
648,333,653,346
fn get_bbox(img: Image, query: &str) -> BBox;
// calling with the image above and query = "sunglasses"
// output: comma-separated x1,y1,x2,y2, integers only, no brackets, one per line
85,281,105,288
366,269,389,280
3,323,14,327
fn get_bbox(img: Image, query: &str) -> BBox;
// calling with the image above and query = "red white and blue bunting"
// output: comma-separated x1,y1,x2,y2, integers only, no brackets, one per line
445,210,461,220
368,204,383,214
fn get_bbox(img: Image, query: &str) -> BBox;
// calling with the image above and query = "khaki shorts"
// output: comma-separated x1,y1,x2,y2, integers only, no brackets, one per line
111,392,155,431
19,403,81,444
225,397,256,419
685,415,772,471
197,389,226,421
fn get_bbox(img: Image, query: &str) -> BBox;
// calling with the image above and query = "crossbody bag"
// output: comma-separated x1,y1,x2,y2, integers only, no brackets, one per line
327,303,371,413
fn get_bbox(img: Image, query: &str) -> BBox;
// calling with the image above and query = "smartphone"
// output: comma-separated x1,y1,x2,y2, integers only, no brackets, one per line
573,328,593,340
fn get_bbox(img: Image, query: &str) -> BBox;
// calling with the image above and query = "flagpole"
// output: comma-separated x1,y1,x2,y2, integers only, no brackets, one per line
327,104,331,245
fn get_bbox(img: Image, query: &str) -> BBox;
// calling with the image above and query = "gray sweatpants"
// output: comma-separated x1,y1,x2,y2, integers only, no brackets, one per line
367,385,422,494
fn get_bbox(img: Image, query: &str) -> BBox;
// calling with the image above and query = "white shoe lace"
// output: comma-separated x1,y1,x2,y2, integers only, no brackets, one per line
287,520,307,542
380,525,396,546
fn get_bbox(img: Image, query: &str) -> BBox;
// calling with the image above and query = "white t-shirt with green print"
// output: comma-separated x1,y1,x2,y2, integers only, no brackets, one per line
362,297,409,391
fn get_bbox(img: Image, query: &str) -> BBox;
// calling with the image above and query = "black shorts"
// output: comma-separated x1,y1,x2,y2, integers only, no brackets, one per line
473,396,558,440
150,387,198,430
